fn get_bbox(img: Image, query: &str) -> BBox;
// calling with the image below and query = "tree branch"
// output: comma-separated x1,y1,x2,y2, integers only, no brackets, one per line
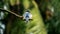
0,8,23,18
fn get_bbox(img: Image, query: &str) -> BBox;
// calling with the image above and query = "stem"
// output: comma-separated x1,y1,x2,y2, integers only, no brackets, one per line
0,8,23,18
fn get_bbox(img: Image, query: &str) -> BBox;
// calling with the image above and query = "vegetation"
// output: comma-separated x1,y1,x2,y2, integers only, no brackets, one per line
0,0,60,34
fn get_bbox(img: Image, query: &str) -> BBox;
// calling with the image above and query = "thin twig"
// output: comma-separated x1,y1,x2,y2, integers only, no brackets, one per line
0,8,23,18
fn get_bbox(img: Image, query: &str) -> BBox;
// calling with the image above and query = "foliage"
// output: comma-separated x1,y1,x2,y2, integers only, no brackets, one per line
1,0,60,34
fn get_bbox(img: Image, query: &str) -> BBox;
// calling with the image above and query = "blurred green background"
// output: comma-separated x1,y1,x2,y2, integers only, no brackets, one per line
0,0,60,34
